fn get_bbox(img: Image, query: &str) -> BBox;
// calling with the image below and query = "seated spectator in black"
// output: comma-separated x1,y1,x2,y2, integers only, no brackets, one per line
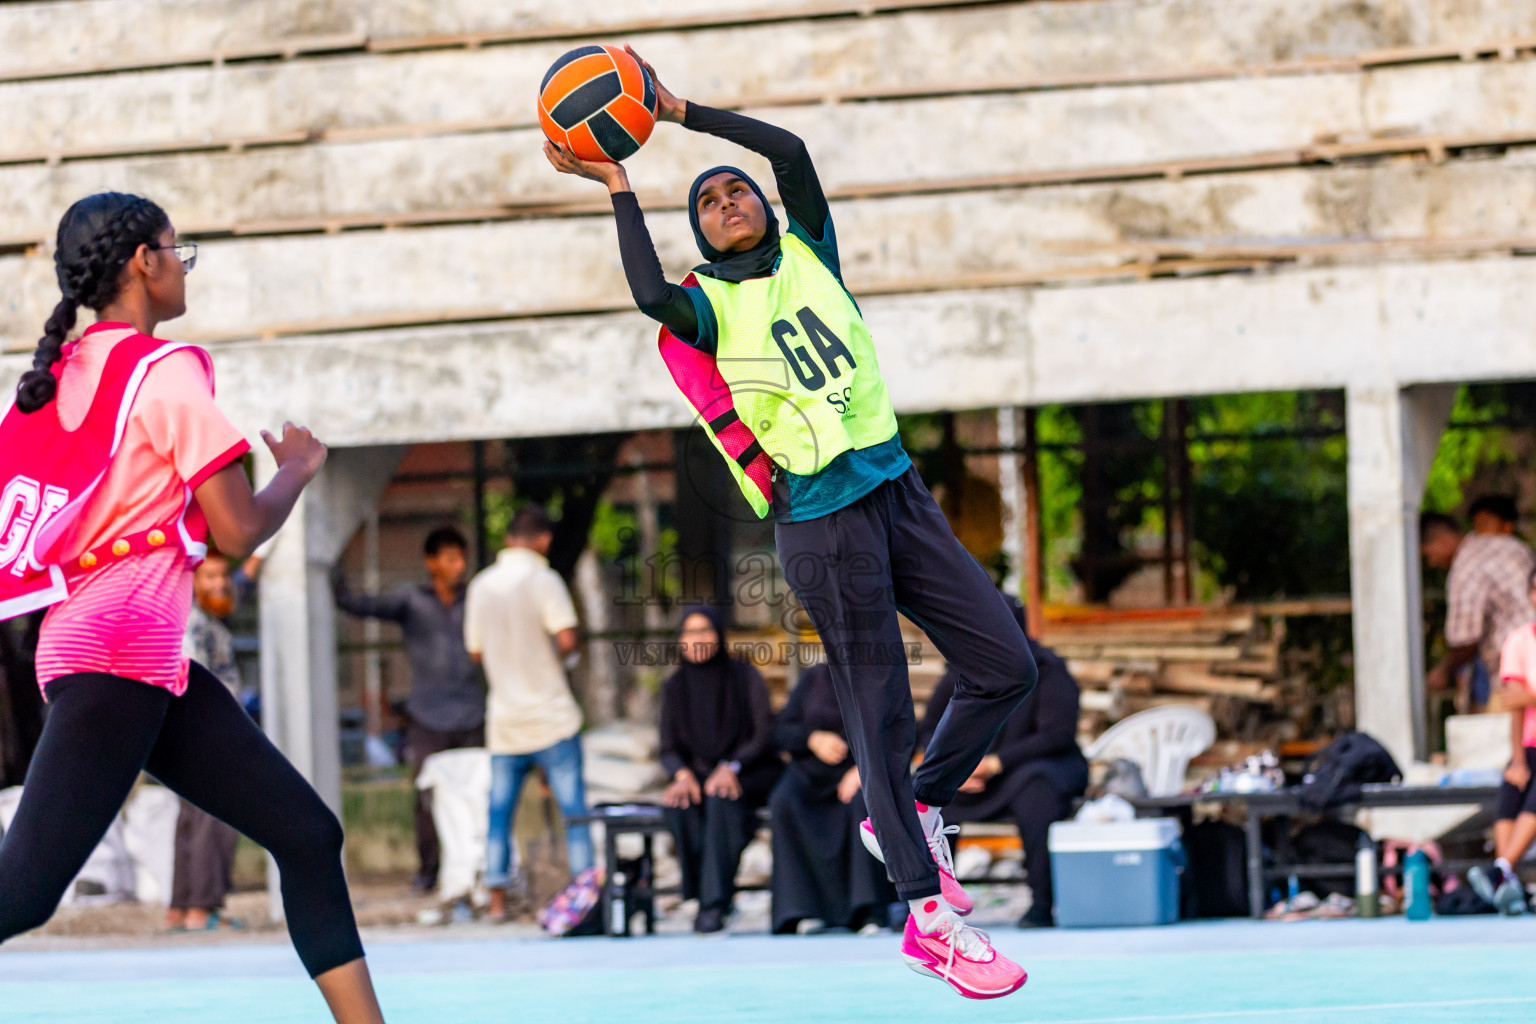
917,601,1087,929
659,606,780,934
768,663,898,935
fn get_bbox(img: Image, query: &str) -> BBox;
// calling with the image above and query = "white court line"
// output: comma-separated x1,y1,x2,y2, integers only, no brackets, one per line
1007,995,1536,1024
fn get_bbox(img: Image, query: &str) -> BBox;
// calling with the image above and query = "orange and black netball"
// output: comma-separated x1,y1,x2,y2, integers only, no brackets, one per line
538,45,659,163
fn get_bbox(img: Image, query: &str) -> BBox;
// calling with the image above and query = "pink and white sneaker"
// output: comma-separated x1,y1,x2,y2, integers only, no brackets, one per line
901,909,1027,999
860,814,973,915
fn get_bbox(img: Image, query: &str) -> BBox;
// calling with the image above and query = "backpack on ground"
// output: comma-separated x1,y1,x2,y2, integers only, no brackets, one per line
538,866,605,937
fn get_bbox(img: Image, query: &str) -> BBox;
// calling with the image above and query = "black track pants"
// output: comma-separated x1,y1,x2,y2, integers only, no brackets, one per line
775,466,1037,901
0,665,364,977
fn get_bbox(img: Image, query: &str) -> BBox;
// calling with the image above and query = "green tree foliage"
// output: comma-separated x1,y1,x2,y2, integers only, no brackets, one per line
1186,391,1350,600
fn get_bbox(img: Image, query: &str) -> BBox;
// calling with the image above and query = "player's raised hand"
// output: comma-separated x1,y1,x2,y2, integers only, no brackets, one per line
261,421,328,481
542,140,631,193
625,45,686,123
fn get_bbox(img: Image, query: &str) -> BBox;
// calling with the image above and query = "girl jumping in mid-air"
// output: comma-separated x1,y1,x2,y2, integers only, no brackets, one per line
0,193,386,1024
546,50,1037,999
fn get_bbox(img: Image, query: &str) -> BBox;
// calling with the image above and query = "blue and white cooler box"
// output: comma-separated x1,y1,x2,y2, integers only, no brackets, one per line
1048,817,1184,927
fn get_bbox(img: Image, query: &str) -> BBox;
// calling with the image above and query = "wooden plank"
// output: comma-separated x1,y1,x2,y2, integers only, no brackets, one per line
10,217,1536,364
1041,629,1234,645
1065,659,1161,683
1215,658,1282,679
19,20,1536,170
367,0,1012,52
0,30,368,84
1050,644,1245,661
1247,597,1353,617
1160,665,1278,700
1080,691,1117,714
4,48,1529,169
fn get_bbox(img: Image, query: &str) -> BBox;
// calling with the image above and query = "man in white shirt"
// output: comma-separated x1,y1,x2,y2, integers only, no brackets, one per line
464,506,592,921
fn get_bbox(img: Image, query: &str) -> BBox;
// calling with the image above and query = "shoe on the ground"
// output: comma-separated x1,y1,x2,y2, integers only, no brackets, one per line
901,911,1027,1000
694,906,727,933
1468,865,1498,906
861,815,974,915
1493,877,1528,916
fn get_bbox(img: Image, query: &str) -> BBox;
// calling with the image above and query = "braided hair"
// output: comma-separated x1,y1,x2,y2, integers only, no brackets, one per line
15,193,170,413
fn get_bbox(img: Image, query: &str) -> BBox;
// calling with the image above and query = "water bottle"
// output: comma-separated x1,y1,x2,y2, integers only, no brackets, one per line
1404,850,1431,921
610,871,629,936
1355,834,1378,919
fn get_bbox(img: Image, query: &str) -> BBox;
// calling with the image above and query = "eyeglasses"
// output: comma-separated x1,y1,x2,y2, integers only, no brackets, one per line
147,239,198,273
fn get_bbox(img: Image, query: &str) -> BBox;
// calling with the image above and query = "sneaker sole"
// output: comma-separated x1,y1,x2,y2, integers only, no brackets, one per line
901,953,1027,1000
860,821,885,863
1495,885,1527,916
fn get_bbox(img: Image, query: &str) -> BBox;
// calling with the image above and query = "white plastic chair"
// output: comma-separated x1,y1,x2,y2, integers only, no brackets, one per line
1086,706,1216,797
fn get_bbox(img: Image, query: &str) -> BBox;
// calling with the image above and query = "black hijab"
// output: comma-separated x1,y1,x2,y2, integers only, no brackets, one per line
668,605,755,766
687,165,782,283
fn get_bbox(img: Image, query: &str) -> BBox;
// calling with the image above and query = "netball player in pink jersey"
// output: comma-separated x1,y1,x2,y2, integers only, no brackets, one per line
0,193,385,1023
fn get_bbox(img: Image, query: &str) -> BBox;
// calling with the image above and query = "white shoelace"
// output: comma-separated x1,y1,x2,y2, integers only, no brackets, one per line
931,912,995,978
927,821,960,877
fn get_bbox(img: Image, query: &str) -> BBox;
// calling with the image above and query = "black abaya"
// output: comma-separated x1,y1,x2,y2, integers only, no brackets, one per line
768,664,897,933
658,607,781,914
918,640,1088,922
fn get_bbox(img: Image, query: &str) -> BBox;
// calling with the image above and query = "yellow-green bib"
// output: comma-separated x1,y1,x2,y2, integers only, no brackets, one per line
692,234,899,494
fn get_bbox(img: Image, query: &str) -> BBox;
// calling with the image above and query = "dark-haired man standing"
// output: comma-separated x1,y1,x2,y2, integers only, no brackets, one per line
334,526,485,892
465,506,591,922
1421,497,1536,713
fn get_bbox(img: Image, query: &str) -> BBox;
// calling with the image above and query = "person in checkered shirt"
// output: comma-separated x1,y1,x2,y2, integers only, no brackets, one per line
1420,496,1536,713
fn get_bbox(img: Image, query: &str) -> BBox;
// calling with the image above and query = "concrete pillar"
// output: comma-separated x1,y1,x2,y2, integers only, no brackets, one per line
257,444,406,916
1345,383,1456,766
997,407,1026,600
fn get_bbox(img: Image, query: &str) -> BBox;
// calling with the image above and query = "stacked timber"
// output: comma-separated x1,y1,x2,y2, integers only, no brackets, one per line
758,602,1344,755
1038,606,1321,749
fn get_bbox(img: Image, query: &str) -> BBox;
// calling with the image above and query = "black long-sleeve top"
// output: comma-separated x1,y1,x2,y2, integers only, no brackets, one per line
333,578,484,733
774,664,855,790
611,103,834,349
657,658,777,779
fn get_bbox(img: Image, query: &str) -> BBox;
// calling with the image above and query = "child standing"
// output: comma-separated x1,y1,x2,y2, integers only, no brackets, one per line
0,193,385,1023
545,51,1036,998
1472,567,1536,915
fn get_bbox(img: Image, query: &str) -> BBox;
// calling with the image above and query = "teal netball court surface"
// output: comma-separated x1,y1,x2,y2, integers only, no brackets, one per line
4,916,1535,1023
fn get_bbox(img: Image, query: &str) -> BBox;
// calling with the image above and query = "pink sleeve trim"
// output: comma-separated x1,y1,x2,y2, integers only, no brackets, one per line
185,439,252,491
655,274,773,507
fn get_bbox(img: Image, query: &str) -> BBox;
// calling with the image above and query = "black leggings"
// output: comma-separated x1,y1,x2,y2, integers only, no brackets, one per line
1495,747,1536,820
775,467,1037,901
0,665,363,977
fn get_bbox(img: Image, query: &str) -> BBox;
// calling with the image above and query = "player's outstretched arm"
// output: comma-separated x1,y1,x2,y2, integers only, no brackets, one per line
626,46,828,240
542,142,702,343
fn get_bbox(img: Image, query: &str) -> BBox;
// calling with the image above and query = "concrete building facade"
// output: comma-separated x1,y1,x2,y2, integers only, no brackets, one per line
4,0,1536,804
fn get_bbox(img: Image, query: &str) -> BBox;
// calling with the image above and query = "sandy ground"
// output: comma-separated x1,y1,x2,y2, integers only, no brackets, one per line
6,876,1037,953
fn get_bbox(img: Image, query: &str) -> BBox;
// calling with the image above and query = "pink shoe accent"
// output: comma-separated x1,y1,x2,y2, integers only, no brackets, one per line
900,913,1027,1000
860,816,974,916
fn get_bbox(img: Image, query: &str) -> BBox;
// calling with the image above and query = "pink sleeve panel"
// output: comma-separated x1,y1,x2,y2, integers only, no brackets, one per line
655,274,773,509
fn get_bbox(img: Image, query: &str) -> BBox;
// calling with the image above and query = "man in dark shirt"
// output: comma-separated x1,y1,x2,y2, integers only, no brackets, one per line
917,601,1088,929
334,526,484,892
